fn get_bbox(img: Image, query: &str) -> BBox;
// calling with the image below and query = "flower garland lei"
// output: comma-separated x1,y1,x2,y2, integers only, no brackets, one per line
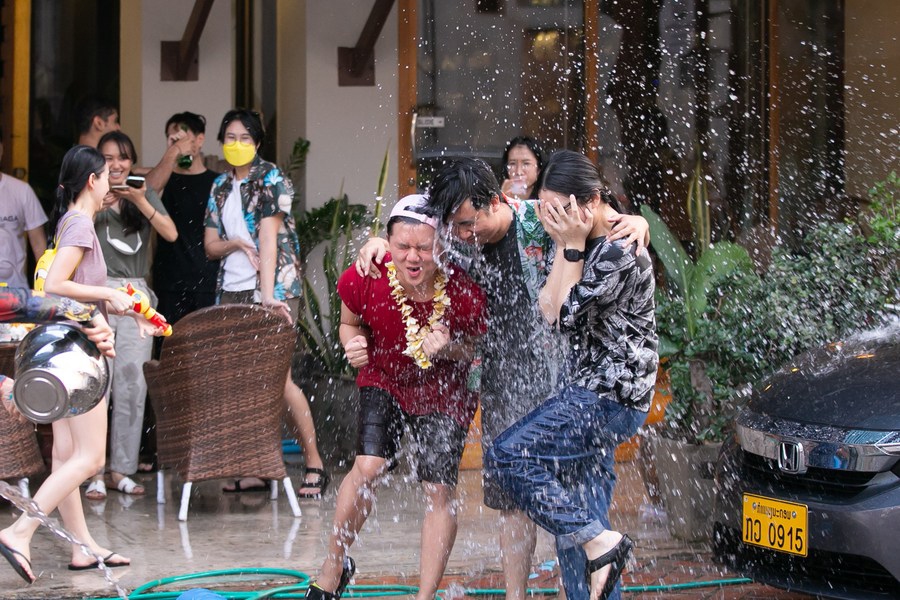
386,261,450,369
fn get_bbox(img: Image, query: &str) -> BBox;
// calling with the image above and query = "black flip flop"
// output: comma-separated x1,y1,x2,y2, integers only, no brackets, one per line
297,467,330,499
585,534,633,600
68,551,131,571
0,540,35,584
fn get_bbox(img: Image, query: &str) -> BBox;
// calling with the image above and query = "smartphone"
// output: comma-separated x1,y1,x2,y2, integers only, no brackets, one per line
125,175,145,189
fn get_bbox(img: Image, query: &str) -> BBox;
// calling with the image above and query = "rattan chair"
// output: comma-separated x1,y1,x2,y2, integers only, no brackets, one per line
0,344,45,491
144,304,301,521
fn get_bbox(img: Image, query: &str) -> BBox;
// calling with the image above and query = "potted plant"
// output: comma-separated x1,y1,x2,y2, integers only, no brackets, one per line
641,193,755,540
291,148,389,466
644,170,899,541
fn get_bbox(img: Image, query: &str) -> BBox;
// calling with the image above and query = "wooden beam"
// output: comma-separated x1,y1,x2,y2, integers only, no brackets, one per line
584,0,600,162
767,0,780,230
161,0,215,81
9,0,30,178
397,0,417,195
339,0,396,86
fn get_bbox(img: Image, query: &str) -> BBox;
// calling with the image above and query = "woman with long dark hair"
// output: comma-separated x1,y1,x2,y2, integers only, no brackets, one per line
0,145,160,583
82,131,177,500
487,150,658,600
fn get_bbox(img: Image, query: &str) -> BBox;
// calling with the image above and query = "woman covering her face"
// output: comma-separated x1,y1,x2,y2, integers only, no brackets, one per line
487,150,659,600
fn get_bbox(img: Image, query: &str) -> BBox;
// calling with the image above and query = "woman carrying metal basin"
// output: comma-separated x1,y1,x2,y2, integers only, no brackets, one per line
0,145,164,584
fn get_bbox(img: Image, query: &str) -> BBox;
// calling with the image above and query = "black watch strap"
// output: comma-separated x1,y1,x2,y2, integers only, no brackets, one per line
563,248,585,262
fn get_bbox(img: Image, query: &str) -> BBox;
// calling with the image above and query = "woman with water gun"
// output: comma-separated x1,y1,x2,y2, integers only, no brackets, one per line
0,146,164,584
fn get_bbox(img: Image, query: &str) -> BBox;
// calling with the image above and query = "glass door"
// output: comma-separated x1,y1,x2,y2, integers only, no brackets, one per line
410,0,585,189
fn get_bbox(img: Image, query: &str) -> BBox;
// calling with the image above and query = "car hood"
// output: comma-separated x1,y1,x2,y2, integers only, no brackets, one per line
748,324,900,431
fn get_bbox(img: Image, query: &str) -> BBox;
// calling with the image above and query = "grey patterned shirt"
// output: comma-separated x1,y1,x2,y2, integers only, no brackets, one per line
553,236,658,411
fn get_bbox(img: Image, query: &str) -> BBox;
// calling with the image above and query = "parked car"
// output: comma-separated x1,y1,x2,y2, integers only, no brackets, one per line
712,324,900,599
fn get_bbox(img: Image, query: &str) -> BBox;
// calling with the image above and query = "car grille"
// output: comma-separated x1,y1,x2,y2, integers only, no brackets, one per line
741,451,878,499
714,523,900,598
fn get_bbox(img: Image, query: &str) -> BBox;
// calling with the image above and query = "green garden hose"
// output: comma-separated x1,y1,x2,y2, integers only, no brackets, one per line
87,568,755,600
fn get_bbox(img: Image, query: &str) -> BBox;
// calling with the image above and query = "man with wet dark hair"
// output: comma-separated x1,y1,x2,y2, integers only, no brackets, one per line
358,157,650,600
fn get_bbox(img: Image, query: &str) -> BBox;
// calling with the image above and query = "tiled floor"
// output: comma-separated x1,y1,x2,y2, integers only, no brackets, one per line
0,460,811,599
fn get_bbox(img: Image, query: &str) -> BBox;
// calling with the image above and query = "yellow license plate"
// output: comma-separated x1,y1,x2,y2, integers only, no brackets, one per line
741,493,808,557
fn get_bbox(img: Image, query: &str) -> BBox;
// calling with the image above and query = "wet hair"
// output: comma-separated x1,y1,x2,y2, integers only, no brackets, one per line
428,158,501,224
539,150,625,213
217,108,264,145
165,111,207,135
97,131,145,235
74,97,117,136
49,145,106,233
500,136,545,180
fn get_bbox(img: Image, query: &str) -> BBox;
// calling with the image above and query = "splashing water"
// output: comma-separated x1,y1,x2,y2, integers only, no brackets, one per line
0,480,129,599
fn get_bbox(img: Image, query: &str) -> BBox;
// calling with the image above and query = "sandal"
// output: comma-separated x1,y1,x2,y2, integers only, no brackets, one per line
297,467,329,499
110,475,145,496
0,540,34,584
68,551,131,571
586,534,633,600
304,556,355,600
85,480,107,501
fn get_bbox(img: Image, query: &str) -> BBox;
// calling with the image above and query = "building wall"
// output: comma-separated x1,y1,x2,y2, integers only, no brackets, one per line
845,0,900,197
120,0,235,169
302,1,399,211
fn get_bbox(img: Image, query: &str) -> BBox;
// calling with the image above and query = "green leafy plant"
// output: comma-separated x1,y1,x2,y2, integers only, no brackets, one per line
295,190,369,377
293,145,391,378
371,143,390,237
862,170,898,250
283,137,311,184
641,206,753,352
649,191,898,443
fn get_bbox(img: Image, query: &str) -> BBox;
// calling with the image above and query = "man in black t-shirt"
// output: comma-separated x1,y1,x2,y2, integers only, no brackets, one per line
149,112,220,324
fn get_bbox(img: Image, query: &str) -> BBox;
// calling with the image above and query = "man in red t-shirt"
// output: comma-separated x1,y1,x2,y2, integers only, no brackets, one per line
306,195,487,600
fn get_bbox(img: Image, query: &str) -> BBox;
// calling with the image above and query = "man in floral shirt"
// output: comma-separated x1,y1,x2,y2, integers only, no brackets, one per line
204,155,302,305
204,108,326,499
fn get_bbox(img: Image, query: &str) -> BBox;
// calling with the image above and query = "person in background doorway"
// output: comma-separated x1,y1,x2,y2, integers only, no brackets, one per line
203,108,327,499
0,141,47,289
74,97,120,149
500,136,544,200
148,111,220,325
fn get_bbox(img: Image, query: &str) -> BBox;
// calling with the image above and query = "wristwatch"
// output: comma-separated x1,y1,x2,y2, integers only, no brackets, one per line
563,248,585,262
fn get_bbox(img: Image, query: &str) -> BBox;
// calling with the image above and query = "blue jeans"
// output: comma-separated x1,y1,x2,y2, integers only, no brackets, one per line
485,385,647,600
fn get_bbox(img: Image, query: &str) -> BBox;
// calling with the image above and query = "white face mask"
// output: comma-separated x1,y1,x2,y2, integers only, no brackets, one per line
105,224,142,255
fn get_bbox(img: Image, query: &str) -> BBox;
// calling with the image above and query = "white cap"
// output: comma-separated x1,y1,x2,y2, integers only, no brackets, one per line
389,194,439,230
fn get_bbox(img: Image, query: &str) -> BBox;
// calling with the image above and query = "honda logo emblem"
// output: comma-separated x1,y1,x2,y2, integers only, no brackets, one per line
778,441,806,474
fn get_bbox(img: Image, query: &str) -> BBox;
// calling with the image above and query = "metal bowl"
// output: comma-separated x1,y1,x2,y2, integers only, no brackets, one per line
12,324,110,424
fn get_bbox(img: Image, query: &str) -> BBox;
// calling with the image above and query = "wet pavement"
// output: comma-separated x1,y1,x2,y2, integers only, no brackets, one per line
0,458,812,599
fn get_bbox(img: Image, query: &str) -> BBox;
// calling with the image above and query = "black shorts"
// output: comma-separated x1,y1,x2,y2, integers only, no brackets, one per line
357,387,468,486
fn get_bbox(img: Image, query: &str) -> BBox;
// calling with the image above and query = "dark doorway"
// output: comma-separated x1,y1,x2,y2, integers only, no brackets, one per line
29,0,120,212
